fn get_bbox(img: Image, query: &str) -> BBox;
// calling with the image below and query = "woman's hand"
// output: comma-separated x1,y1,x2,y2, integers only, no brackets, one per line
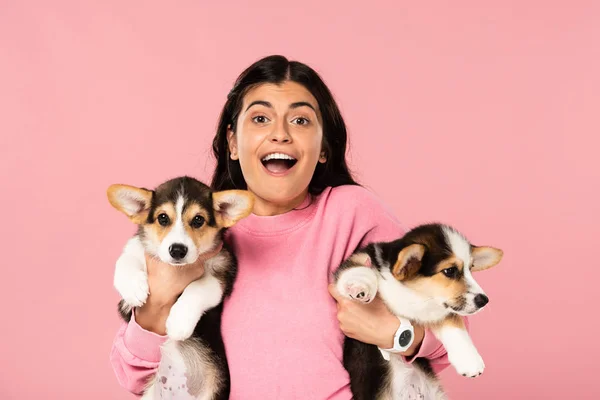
143,254,207,306
328,284,425,357
134,254,206,335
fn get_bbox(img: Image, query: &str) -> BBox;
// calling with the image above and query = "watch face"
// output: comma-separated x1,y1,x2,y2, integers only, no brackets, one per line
398,330,413,347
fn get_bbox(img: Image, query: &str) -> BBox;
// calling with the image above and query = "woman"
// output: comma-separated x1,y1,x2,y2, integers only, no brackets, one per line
110,55,457,399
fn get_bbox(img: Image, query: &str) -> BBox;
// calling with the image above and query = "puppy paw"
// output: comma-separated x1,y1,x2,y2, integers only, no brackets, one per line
346,281,376,303
336,267,378,303
114,267,149,308
449,349,485,378
166,304,198,341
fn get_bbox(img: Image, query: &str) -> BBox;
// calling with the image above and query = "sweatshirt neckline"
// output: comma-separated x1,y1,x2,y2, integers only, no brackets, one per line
234,189,327,236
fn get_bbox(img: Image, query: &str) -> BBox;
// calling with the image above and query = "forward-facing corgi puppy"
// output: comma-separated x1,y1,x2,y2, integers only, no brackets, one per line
107,176,254,400
334,223,503,400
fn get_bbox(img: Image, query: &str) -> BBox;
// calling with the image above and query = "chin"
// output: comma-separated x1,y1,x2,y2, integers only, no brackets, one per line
454,307,484,316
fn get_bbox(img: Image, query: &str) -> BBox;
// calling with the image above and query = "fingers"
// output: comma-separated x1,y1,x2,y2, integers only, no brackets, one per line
330,284,354,334
144,253,205,282
329,283,345,314
336,307,355,339
185,262,206,282
144,253,161,271
328,283,343,301
330,284,360,313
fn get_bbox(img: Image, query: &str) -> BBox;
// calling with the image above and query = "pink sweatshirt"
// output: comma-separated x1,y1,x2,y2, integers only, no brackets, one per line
110,185,456,399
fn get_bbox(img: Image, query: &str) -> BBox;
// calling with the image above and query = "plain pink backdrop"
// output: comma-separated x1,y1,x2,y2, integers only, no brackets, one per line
1,1,598,399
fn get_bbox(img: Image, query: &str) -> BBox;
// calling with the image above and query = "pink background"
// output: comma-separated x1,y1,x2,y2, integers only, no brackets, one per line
1,1,598,399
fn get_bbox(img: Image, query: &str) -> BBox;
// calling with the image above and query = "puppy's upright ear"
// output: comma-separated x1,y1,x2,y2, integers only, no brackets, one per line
107,184,153,224
212,190,255,228
471,246,503,272
392,244,425,281
348,252,372,268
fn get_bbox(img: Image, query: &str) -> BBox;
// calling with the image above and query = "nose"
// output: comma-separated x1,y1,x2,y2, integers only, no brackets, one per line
269,123,291,143
474,294,489,308
169,244,188,260
269,134,291,143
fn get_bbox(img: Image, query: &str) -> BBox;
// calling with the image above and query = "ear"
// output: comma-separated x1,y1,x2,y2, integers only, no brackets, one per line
213,190,255,228
349,252,372,267
318,151,327,164
471,246,503,272
227,126,238,160
392,244,425,281
107,184,153,224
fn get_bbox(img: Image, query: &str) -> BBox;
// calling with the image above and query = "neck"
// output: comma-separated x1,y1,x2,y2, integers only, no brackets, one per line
252,189,309,216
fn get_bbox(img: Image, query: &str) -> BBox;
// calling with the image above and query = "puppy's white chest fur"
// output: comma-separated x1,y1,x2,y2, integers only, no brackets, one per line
385,356,446,400
377,269,448,323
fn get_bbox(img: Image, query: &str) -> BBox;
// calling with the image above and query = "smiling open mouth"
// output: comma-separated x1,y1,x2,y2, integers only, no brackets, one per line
261,153,297,174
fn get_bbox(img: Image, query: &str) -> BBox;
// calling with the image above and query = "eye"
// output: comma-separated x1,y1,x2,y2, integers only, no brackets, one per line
191,215,205,229
292,117,309,125
252,115,269,124
157,213,170,226
442,266,459,278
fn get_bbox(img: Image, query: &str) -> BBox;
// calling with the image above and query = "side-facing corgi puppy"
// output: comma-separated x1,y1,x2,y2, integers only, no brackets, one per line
334,223,503,400
107,176,254,400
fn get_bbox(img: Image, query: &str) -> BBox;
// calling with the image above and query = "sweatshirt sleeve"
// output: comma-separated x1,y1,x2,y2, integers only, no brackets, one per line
109,309,168,395
354,187,466,372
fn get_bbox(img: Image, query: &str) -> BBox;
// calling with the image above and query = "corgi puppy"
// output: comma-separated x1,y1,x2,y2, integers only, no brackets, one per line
107,176,254,400
334,223,503,400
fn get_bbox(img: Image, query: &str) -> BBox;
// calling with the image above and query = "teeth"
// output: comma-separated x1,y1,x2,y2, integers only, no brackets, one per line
262,153,296,162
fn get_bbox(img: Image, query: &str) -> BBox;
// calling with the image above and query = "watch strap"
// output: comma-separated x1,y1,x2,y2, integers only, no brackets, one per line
378,316,414,359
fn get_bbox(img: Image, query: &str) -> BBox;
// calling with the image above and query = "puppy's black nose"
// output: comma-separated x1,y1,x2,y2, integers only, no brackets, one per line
474,294,489,308
169,244,188,260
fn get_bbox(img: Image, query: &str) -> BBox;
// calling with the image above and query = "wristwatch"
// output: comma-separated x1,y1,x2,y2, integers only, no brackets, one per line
378,317,414,361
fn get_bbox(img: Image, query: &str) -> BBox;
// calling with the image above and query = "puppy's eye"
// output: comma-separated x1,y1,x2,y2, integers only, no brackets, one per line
443,267,459,278
191,215,205,229
157,213,170,226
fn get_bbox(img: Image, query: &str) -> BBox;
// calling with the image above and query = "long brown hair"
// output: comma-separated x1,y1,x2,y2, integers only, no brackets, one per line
211,55,359,195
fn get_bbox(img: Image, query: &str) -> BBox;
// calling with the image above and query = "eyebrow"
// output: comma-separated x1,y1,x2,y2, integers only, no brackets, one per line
290,101,317,112
245,100,271,112
244,100,318,113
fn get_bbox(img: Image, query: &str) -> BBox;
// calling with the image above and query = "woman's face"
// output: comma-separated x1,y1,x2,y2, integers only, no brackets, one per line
228,81,326,215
